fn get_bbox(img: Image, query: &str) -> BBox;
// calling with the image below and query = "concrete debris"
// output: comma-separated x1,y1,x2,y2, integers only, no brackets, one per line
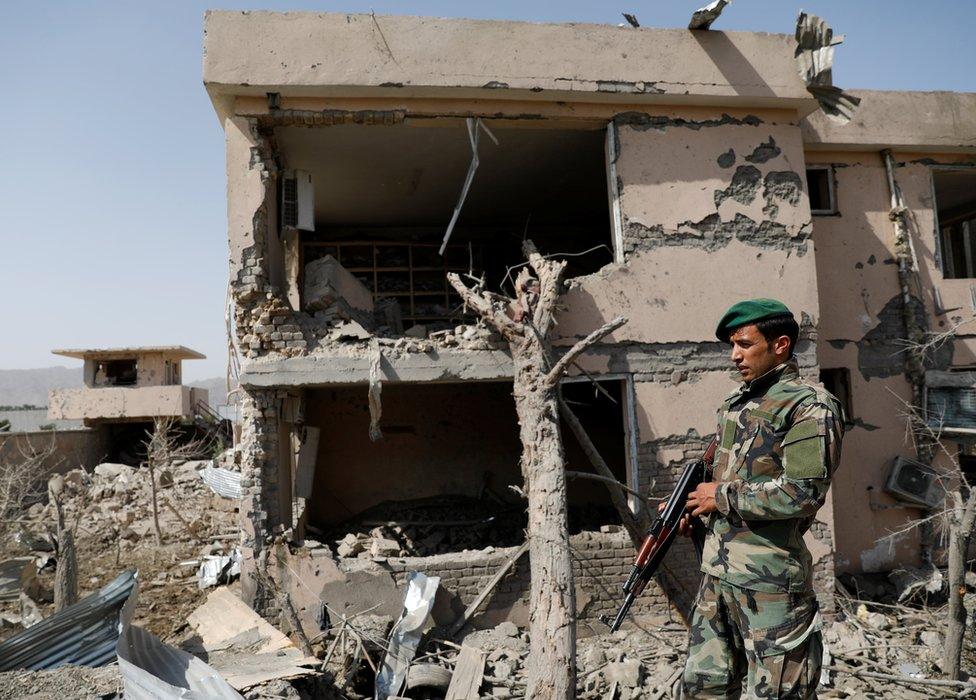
818,585,976,698
185,587,319,691
336,320,373,341
0,452,240,644
855,603,890,631
305,254,374,315
327,496,525,558
0,665,122,699
688,0,730,30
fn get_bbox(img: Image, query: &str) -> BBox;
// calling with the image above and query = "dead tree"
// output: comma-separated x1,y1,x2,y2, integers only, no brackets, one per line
448,241,625,699
0,435,52,543
144,417,217,544
890,376,976,681
49,475,78,611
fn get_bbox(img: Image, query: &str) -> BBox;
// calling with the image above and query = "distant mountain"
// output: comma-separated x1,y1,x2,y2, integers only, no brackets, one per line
0,366,82,407
0,367,230,408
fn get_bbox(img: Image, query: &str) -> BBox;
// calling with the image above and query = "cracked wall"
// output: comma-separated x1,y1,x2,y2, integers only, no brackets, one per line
810,150,976,575
553,109,831,603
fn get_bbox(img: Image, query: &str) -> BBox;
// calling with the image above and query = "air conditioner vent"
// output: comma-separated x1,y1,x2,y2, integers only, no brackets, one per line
884,456,944,509
280,170,314,231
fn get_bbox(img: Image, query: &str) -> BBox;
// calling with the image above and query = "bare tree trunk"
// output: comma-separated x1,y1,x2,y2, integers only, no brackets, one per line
944,491,976,679
513,353,577,699
147,458,163,545
449,241,625,699
50,491,77,611
54,528,77,611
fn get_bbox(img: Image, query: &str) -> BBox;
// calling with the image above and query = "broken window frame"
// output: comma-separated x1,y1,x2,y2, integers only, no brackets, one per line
931,165,976,280
806,164,837,216
560,373,640,515
605,124,626,264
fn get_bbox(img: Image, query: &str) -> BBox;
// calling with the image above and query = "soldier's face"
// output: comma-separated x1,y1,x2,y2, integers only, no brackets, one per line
728,324,789,381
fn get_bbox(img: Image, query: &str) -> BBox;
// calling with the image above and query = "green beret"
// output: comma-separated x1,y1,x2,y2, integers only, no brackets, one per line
715,298,794,341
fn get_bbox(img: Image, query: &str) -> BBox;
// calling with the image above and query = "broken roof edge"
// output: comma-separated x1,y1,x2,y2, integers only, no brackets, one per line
52,346,207,361
203,10,814,118
802,90,976,153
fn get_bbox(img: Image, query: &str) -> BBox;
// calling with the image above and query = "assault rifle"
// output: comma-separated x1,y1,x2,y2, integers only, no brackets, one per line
602,438,718,632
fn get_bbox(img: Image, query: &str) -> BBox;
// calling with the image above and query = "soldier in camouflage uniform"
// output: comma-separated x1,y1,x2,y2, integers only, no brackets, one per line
680,299,844,699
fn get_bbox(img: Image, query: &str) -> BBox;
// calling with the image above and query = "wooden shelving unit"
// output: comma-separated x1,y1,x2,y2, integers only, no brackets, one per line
302,241,482,323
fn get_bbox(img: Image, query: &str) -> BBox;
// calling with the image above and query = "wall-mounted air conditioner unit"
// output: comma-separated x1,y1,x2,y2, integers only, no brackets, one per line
884,456,944,509
281,170,314,231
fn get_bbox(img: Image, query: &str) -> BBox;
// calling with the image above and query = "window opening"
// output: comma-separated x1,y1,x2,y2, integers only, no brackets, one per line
99,359,138,387
934,169,976,279
806,166,836,215
819,367,853,424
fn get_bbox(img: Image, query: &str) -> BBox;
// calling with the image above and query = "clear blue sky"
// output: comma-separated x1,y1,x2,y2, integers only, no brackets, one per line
1,1,973,381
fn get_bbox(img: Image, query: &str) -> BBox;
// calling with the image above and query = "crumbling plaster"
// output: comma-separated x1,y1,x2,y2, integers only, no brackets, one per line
806,149,976,574
556,114,818,347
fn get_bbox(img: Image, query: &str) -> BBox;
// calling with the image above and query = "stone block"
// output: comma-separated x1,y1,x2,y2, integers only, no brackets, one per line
305,254,374,314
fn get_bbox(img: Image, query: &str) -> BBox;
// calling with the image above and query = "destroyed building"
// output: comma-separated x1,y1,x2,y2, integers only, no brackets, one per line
202,11,976,630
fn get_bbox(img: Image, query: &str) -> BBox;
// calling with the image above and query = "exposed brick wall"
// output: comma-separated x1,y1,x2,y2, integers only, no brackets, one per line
810,519,837,613
381,531,678,626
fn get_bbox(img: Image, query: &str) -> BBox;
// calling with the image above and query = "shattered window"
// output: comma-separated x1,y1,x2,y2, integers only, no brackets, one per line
935,169,976,279
806,166,836,215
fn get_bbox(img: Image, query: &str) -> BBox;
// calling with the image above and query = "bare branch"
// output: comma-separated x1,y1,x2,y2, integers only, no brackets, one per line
545,316,627,387
523,240,567,336
446,272,520,339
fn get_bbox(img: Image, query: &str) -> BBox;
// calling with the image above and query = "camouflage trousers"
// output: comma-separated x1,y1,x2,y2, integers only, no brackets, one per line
681,575,823,699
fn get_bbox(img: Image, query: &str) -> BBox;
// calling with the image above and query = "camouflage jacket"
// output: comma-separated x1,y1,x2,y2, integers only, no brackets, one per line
700,359,844,593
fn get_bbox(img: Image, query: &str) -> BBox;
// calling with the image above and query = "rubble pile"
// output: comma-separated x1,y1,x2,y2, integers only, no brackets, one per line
819,586,976,699
0,665,122,700
0,456,240,641
325,496,527,558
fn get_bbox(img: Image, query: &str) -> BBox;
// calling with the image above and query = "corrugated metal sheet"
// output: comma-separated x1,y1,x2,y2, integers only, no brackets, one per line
199,462,242,499
794,11,860,124
117,576,242,699
0,570,136,671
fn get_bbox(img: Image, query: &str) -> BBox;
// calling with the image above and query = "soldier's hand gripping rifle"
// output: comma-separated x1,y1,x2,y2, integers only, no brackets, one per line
602,438,718,632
